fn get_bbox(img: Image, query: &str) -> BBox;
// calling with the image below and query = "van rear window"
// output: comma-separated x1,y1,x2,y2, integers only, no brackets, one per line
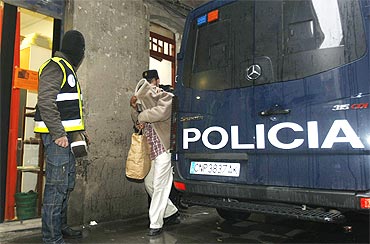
182,0,366,90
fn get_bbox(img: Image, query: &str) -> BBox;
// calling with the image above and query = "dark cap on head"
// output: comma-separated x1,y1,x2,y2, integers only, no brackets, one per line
142,70,159,81
61,30,85,67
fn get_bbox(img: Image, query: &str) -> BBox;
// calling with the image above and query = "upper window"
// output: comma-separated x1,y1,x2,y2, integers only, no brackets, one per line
182,0,366,90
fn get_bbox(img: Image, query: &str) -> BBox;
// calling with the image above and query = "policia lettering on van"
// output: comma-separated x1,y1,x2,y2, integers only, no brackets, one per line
183,120,365,151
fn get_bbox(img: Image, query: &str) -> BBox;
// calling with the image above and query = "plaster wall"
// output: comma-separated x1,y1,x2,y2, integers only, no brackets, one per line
68,0,149,225
65,0,187,225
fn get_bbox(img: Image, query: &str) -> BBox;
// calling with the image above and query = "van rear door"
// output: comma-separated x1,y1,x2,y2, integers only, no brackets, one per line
176,0,255,184
251,0,369,191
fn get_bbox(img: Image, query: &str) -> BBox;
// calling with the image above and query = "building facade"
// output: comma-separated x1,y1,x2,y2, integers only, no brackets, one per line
0,0,192,224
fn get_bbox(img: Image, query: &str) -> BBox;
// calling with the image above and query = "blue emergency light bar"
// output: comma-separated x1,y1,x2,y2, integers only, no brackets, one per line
197,14,207,26
197,9,219,26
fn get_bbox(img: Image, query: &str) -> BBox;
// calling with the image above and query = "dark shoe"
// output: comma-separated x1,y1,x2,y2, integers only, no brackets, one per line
148,228,162,236
164,212,180,226
62,227,82,239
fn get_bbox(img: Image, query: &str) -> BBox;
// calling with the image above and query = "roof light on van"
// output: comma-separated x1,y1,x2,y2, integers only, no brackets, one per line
207,9,219,23
197,14,207,26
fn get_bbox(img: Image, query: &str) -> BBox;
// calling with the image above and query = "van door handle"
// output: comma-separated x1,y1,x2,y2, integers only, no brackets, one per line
259,105,291,116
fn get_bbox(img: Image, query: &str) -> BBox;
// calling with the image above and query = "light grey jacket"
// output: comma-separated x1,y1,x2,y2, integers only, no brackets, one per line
131,79,173,150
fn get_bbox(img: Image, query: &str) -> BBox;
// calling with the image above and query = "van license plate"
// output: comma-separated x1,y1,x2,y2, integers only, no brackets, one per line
189,161,240,177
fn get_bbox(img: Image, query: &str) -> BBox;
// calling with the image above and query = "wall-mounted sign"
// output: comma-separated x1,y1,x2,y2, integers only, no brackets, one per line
3,0,65,19
13,67,38,91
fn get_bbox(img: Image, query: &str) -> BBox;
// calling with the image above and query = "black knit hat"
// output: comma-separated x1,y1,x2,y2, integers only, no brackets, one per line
142,70,159,81
61,30,85,67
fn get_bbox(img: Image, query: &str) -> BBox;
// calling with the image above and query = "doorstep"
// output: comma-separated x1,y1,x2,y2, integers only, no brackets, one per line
0,218,41,233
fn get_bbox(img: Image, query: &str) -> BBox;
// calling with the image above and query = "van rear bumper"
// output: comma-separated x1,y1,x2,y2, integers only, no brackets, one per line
176,179,370,210
181,194,348,223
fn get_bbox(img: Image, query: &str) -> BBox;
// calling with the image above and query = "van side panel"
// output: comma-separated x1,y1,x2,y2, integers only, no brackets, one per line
173,0,370,215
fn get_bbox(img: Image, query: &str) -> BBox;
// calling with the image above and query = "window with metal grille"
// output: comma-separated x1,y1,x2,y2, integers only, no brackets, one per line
149,31,176,86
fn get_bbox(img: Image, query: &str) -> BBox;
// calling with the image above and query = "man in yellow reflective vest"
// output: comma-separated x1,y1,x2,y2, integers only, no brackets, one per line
34,30,86,244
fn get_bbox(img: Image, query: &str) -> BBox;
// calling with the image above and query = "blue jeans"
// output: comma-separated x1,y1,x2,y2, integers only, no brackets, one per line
41,134,76,244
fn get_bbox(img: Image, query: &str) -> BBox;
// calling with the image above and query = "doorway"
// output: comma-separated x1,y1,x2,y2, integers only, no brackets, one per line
149,23,176,87
0,1,62,222
15,7,54,219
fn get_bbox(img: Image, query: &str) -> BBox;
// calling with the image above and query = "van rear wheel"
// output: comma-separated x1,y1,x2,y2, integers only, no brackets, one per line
216,208,251,221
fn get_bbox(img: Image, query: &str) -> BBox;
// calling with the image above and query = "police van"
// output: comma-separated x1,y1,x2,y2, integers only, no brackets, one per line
171,0,370,222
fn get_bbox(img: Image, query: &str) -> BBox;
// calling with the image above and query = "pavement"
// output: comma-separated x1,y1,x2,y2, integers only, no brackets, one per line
1,206,369,244
0,217,42,243
0,206,220,244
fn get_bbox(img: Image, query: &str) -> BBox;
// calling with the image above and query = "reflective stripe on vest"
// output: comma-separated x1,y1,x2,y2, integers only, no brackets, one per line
56,93,79,101
34,57,84,133
34,119,84,133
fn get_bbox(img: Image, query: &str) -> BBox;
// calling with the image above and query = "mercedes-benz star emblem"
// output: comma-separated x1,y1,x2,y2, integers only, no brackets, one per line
246,64,262,80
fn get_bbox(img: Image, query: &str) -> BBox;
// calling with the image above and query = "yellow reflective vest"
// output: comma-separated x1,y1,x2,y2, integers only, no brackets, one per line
34,57,84,133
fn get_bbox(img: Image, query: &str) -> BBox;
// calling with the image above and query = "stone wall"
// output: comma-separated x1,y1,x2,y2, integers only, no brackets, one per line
65,0,187,225
68,0,149,225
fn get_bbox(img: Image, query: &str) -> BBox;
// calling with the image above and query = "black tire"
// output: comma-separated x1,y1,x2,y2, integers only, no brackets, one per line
216,208,251,221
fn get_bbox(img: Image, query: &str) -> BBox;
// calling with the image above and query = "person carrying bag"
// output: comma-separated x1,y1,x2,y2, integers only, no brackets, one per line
129,70,179,237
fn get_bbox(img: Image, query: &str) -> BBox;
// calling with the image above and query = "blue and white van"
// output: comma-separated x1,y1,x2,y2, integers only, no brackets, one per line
171,0,370,222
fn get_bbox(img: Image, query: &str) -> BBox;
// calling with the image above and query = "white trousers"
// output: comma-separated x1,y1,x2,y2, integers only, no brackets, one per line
144,151,178,229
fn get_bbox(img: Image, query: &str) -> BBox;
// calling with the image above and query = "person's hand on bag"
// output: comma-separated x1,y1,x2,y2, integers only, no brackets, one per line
135,121,145,130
